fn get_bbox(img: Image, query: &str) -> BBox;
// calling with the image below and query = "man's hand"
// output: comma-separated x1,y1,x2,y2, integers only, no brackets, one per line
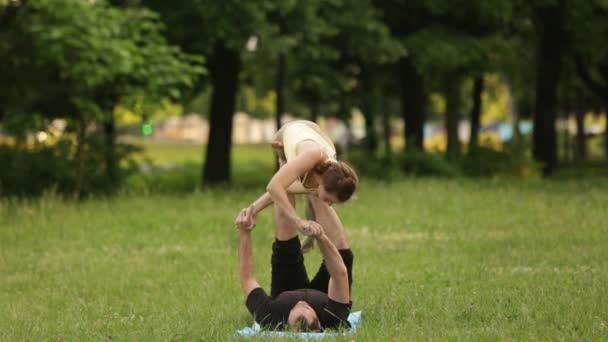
298,219,323,237
235,206,256,231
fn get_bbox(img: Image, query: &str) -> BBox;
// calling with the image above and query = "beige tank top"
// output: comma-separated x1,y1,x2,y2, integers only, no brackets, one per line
274,120,337,194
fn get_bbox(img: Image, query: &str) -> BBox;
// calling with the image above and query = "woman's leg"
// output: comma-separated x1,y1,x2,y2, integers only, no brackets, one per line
300,196,317,253
306,195,349,249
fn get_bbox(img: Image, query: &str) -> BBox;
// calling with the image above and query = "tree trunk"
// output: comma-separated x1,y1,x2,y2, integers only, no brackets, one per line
561,109,571,162
274,53,286,170
382,102,392,156
532,2,564,176
361,109,377,153
468,76,484,153
360,78,378,154
103,112,117,187
275,53,286,131
574,106,586,161
605,104,608,160
309,99,319,123
337,92,352,157
444,76,461,158
399,57,425,151
506,80,521,142
574,58,608,160
203,40,241,185
74,118,86,200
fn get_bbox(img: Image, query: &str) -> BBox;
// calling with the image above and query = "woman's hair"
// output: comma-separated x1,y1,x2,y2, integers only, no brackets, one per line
315,160,359,202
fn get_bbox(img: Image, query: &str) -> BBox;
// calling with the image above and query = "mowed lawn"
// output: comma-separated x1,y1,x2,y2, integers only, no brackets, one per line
1,144,608,340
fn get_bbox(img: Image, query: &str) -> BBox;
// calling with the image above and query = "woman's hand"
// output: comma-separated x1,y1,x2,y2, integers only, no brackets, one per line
298,219,323,237
235,206,256,231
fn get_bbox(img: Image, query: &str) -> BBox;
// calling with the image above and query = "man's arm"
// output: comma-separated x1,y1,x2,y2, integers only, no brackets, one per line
314,233,350,304
238,230,260,296
236,208,260,296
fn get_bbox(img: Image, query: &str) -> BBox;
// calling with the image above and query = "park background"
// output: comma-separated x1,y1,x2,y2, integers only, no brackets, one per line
1,0,607,340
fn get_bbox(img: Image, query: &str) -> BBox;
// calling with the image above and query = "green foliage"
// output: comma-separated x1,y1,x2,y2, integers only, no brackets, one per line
0,144,73,197
0,0,204,196
0,138,141,197
398,149,463,177
459,144,542,178
1,0,204,125
348,144,543,179
346,150,401,180
144,0,275,55
348,148,461,178
239,0,404,120
404,28,510,76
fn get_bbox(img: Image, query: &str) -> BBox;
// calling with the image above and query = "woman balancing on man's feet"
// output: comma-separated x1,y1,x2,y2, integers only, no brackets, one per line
242,119,359,252
235,200,354,331
235,120,358,330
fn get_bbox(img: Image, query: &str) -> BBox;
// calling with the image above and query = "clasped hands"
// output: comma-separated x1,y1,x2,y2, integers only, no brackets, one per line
235,206,323,237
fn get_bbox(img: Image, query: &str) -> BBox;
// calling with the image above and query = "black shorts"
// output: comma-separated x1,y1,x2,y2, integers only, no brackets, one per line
270,236,354,298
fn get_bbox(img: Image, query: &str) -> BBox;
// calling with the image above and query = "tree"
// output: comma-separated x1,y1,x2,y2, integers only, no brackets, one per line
532,0,565,175
377,0,430,151
326,0,403,154
248,0,402,155
469,76,484,152
379,0,513,154
1,0,202,197
144,0,274,185
569,0,608,159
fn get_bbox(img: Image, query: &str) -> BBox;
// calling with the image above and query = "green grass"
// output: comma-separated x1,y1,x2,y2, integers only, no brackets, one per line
1,177,608,340
124,141,275,192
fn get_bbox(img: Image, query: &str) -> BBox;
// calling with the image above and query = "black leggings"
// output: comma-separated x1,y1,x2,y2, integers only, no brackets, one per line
270,236,354,298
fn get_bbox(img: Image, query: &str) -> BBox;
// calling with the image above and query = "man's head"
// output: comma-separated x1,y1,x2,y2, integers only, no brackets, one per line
287,301,321,331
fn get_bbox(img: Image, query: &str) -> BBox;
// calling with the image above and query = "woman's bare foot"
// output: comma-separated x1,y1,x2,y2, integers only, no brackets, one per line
301,236,315,253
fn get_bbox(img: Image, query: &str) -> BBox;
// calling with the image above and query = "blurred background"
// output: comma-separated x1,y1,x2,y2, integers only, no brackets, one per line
1,0,607,198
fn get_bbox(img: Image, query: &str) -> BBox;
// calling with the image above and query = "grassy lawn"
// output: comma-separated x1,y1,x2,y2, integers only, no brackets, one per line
1,142,608,340
2,179,607,340
124,141,275,191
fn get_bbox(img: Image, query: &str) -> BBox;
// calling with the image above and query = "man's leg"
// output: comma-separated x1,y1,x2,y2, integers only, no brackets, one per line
270,195,310,297
307,195,353,296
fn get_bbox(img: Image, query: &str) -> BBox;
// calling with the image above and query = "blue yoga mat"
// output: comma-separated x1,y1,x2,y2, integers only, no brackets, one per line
236,310,362,339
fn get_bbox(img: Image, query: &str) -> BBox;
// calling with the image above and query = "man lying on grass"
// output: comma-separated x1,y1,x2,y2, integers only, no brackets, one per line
235,203,353,331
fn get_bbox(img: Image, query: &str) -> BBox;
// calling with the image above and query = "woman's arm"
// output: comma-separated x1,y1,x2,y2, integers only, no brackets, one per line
237,142,285,227
247,192,274,218
266,148,324,228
